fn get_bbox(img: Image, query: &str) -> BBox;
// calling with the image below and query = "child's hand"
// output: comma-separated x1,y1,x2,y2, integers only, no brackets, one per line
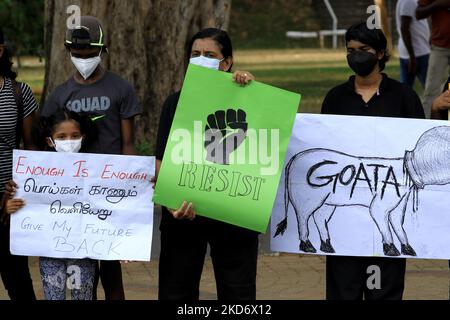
150,176,156,190
6,198,25,215
5,180,18,199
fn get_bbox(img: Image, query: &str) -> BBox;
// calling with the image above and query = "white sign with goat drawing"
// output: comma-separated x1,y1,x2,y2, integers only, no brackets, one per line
271,114,450,259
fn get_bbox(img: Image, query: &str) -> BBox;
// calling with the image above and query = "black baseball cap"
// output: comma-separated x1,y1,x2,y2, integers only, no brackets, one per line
65,16,106,49
0,27,4,45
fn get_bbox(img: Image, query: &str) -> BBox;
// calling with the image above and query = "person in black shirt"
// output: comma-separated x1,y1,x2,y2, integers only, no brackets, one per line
155,28,258,300
321,22,425,300
430,76,450,120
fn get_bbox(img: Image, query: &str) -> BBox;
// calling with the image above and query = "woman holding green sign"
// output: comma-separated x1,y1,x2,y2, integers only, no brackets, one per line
155,28,258,300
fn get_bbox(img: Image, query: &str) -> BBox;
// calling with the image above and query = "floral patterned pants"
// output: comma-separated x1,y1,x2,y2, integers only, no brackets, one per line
39,257,96,300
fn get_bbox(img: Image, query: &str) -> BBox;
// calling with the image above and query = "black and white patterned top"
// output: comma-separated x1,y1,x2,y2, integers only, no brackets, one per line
0,77,38,193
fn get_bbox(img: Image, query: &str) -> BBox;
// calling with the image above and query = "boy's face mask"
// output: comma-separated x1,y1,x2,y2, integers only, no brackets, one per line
70,52,102,80
347,51,379,77
51,138,83,153
189,55,223,70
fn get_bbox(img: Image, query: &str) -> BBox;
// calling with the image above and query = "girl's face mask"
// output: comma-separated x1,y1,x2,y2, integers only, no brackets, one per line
189,55,223,70
51,138,83,153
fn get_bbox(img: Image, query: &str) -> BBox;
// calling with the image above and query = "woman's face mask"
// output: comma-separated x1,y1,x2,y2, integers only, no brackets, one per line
51,138,83,153
189,55,223,70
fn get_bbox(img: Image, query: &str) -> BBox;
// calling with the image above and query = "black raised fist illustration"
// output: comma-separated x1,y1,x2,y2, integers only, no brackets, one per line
204,109,248,165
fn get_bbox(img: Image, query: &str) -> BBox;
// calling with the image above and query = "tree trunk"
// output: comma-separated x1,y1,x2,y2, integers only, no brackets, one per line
42,0,232,153
374,0,393,53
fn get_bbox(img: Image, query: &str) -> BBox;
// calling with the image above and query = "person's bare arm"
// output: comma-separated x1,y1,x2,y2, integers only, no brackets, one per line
121,117,137,155
22,112,38,150
416,0,450,20
400,16,417,74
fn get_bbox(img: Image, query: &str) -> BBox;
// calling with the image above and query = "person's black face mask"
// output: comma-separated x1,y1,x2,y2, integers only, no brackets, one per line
347,51,379,77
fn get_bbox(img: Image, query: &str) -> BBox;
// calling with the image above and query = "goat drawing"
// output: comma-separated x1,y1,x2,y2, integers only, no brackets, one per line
274,126,450,256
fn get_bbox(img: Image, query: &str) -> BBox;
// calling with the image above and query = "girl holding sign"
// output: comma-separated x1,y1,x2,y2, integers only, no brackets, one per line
155,28,259,300
5,109,97,300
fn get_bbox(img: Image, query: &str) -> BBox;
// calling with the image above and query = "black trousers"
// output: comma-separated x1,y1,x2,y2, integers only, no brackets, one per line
326,255,406,300
158,211,259,300
0,217,36,300
92,260,125,300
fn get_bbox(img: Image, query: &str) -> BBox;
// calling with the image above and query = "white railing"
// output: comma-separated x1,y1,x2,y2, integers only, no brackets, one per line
286,0,346,49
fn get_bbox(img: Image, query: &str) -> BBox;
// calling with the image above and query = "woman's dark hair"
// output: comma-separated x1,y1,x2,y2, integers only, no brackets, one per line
32,109,97,152
188,28,233,71
345,22,390,71
0,28,17,80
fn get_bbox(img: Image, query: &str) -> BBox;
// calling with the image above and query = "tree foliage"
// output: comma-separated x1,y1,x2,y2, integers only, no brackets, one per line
0,0,44,56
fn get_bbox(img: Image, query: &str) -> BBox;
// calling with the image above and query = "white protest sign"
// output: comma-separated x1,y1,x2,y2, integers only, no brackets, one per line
271,114,450,259
10,150,154,261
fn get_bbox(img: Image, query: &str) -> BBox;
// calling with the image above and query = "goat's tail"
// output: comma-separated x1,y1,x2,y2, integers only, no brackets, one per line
274,156,296,237
403,153,420,212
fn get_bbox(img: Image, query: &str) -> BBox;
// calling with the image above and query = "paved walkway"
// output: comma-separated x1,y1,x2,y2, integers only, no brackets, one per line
1,254,448,300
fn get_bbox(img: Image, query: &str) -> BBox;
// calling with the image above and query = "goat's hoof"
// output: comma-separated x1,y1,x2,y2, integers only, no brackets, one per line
300,240,316,253
401,244,417,256
383,243,400,256
320,239,335,253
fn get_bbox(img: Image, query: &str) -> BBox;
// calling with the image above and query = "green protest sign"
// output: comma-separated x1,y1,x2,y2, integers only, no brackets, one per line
153,64,300,232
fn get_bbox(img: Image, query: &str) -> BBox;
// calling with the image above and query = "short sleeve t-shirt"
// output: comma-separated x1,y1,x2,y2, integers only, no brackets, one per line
42,71,141,155
396,0,431,59
0,78,39,193
418,0,450,49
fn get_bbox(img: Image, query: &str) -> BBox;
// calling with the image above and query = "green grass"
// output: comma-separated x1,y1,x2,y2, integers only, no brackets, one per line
248,65,405,113
14,57,45,104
